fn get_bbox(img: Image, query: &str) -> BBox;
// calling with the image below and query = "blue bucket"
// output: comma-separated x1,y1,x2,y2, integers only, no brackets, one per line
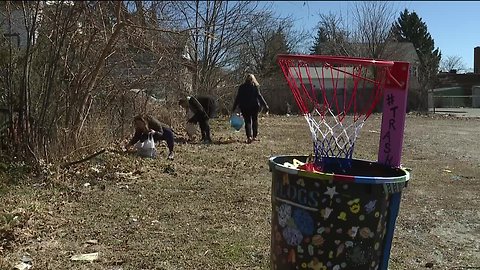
230,114,244,131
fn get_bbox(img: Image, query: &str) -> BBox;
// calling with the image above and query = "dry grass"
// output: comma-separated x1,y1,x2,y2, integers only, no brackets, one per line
1,114,479,269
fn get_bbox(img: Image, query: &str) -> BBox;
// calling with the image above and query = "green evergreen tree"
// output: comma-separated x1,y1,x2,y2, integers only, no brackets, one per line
309,13,349,56
391,9,441,110
310,26,328,55
260,27,290,77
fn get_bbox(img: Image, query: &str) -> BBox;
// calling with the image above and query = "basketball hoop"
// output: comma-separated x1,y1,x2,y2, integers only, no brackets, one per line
277,54,400,171
274,54,411,270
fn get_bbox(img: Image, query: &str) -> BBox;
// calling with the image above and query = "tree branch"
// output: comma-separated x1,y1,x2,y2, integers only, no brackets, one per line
61,148,106,169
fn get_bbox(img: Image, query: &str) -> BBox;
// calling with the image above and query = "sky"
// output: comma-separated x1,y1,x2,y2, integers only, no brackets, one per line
268,1,480,71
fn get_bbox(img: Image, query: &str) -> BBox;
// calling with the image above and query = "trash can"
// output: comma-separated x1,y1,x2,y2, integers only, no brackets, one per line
269,155,409,270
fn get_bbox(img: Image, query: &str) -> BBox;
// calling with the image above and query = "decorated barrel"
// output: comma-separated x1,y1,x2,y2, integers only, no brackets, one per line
269,155,409,270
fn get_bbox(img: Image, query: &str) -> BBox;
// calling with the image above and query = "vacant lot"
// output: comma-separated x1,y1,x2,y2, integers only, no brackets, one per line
1,114,479,269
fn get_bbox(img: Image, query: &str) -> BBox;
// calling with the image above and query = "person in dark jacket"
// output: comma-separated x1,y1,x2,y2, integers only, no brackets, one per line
125,114,175,160
179,95,217,144
232,74,269,143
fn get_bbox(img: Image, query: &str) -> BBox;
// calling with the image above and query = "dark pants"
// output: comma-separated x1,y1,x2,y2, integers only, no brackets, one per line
199,119,211,141
241,109,259,139
190,115,211,142
157,128,174,153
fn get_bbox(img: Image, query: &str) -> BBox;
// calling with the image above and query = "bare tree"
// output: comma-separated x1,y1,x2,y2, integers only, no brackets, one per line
228,10,309,114
32,1,127,154
440,55,467,73
391,9,442,111
311,12,351,56
234,10,306,77
170,1,261,95
350,1,398,58
0,1,187,164
2,0,264,164
311,2,398,59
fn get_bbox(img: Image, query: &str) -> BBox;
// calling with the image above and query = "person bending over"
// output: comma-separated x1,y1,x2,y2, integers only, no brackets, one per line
125,114,175,160
179,95,217,144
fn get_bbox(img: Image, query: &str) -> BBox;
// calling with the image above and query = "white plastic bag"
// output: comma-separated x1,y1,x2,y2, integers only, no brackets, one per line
135,133,157,158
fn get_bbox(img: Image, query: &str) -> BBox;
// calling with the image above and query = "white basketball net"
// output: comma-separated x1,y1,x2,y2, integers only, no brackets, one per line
305,108,365,160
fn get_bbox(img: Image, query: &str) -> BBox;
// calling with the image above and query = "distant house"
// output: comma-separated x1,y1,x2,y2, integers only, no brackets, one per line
288,42,419,83
1,2,195,102
270,42,421,114
0,2,35,48
108,30,195,103
427,47,480,109
429,87,466,108
380,42,421,89
340,42,421,83
0,1,70,48
281,42,420,113
430,72,480,108
473,86,480,107
107,32,196,134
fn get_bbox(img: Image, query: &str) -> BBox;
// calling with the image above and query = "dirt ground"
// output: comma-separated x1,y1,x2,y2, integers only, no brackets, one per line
1,113,479,270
